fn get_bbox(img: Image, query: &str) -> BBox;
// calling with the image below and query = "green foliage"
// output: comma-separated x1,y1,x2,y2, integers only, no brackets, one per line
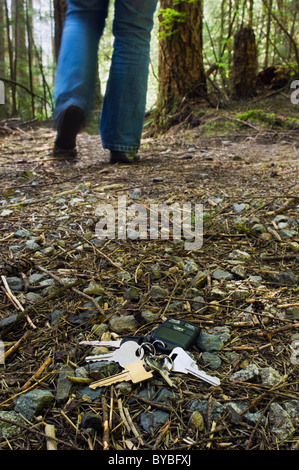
158,7,186,38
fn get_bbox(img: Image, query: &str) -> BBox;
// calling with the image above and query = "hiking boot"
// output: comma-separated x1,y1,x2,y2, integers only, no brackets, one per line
54,105,86,150
110,151,140,164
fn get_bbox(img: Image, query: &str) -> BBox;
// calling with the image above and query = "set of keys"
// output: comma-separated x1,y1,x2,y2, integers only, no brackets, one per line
80,337,221,390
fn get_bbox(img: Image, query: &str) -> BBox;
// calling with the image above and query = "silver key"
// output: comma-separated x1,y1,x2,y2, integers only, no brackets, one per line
85,341,144,368
165,347,220,386
80,340,122,348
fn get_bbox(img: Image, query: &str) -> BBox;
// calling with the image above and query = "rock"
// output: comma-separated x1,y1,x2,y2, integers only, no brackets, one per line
212,269,233,281
268,271,298,285
81,411,102,431
233,203,246,213
90,323,108,337
188,411,204,431
77,386,103,400
117,270,132,282
269,403,295,440
0,411,25,439
25,240,40,250
184,287,202,299
114,382,133,396
201,352,222,370
189,398,224,421
285,307,299,320
226,401,266,426
23,292,43,303
260,367,282,387
150,285,169,299
228,250,251,262
124,287,140,301
196,331,224,352
229,364,259,382
28,273,46,284
139,410,170,434
183,259,199,274
190,271,207,288
231,265,247,279
191,296,206,312
83,281,104,296
109,315,138,334
208,326,231,343
56,365,74,402
141,310,160,322
6,276,23,292
151,263,162,279
51,309,65,325
14,389,54,420
282,400,299,424
251,223,267,234
155,388,176,403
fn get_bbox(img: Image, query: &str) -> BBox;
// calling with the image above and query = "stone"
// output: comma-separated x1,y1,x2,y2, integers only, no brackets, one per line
189,399,224,421
81,411,102,431
109,315,138,334
0,411,24,439
51,309,65,325
124,287,140,301
14,389,54,420
188,411,204,431
229,364,259,382
139,410,170,434
269,403,295,440
183,259,199,274
141,310,160,322
260,367,282,387
23,292,43,303
268,271,298,285
196,331,224,352
151,263,162,279
6,276,23,292
201,352,222,370
228,250,251,261
212,269,233,281
233,203,246,213
231,265,247,279
190,271,207,288
83,281,104,296
56,365,74,402
150,285,169,299
117,270,132,282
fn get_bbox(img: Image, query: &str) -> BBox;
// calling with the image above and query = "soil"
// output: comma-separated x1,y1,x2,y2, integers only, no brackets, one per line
0,93,298,451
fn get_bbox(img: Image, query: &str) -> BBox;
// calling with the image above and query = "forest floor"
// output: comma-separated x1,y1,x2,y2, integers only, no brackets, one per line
0,91,298,452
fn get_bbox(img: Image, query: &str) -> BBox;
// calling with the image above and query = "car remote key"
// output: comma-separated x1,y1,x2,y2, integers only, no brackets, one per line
150,317,200,353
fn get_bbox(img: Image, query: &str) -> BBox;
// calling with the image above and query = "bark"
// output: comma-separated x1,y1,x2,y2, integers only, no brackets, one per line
156,0,206,131
232,26,258,98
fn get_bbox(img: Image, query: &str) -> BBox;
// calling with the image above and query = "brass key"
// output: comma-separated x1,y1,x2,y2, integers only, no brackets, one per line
89,360,153,389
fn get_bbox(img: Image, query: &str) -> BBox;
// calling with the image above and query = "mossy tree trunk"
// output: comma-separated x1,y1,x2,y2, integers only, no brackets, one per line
156,0,206,131
232,26,258,99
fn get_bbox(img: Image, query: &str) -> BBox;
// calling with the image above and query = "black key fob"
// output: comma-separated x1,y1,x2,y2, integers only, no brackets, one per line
150,317,200,353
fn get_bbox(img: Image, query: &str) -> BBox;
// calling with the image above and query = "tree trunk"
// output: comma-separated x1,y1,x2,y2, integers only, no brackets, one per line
53,0,67,62
232,26,257,98
156,0,206,131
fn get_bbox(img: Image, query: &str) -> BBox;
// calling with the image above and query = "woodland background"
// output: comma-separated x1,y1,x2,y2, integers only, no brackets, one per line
0,0,298,129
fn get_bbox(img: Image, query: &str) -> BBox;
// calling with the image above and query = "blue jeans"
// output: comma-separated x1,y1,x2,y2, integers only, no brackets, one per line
54,0,158,152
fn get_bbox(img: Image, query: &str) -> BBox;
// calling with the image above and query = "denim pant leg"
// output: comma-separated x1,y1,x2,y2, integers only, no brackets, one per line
100,0,158,152
53,0,109,122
